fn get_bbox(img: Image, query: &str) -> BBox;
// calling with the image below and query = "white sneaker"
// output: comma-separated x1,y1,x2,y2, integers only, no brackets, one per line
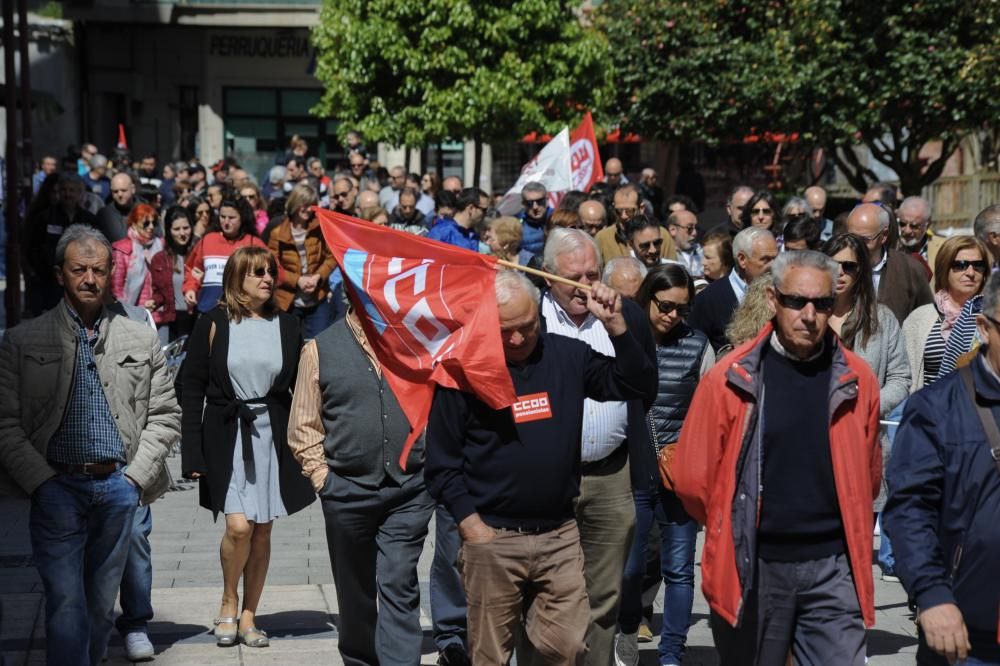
613,631,639,666
124,632,155,661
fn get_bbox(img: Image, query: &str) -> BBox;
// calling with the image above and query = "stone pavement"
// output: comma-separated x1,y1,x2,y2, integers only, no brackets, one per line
0,455,919,665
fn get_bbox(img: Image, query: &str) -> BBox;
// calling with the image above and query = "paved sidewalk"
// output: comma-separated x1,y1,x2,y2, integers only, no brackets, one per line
0,456,919,665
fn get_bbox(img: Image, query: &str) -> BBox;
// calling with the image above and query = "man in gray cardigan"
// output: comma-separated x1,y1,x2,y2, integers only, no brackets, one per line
0,224,180,666
288,310,434,666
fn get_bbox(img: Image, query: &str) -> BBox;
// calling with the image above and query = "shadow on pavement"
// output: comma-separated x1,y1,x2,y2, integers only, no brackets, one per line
255,610,338,638
867,627,918,656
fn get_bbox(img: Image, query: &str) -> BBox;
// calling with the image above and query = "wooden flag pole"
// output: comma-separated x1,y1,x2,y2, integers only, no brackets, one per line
495,258,592,291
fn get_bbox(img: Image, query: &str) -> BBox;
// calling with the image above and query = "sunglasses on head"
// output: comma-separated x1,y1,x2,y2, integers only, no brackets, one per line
637,238,664,251
248,266,277,278
775,290,834,313
651,295,690,317
522,197,546,208
951,259,988,274
837,260,860,276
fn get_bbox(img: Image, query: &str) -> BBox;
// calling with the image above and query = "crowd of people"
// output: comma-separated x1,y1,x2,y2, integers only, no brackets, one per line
2,138,999,666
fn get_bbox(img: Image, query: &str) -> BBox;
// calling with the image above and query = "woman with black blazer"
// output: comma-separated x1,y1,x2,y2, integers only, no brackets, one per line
181,246,314,649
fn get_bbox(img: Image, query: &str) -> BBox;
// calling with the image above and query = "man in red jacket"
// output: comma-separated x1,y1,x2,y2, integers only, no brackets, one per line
673,250,881,666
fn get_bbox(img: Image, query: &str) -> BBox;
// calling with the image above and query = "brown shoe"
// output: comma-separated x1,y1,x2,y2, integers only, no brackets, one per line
637,623,654,643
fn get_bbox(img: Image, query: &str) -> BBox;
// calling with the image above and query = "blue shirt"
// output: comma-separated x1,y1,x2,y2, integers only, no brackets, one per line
426,218,479,252
47,303,127,465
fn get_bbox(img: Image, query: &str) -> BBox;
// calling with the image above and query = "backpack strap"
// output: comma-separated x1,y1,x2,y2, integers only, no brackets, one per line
959,364,1000,474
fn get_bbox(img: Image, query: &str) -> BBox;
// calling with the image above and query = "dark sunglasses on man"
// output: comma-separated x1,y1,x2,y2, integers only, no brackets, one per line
522,197,546,209
637,238,664,252
775,290,834,313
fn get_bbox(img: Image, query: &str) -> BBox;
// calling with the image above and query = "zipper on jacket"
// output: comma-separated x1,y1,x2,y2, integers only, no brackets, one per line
949,541,964,584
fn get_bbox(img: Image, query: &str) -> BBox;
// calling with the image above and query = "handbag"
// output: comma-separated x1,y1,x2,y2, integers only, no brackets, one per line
959,365,1000,475
647,411,678,491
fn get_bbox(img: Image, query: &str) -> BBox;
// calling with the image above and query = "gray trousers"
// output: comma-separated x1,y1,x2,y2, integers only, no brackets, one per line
321,472,435,666
711,552,866,666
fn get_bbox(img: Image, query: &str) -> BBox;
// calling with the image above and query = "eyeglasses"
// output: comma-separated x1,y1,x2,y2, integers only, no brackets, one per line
898,220,927,230
637,238,664,252
139,219,156,229
650,295,690,317
241,193,257,201
522,197,546,209
614,206,638,217
774,290,834,313
669,222,697,233
196,208,210,217
332,191,350,200
853,228,885,242
350,163,365,169
248,267,277,278
751,208,773,217
951,259,988,274
837,260,860,276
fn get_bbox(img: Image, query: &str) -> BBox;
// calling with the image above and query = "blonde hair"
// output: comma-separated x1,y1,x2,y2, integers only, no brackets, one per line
221,246,278,322
489,216,522,254
724,275,773,349
284,182,318,219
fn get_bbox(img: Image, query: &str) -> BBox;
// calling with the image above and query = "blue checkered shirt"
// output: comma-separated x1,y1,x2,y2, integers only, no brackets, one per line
47,303,127,465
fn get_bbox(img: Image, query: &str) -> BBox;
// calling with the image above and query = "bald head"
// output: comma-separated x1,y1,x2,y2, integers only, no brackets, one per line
804,186,827,220
605,158,624,187
442,176,462,193
667,209,699,251
357,190,379,212
110,173,135,207
847,203,890,266
603,257,647,300
578,200,606,237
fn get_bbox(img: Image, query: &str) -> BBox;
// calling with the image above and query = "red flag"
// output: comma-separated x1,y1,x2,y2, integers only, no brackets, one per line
116,123,129,150
316,209,517,467
570,111,603,192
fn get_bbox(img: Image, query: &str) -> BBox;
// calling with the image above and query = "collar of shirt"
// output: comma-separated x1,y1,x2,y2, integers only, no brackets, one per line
872,247,889,275
64,300,104,340
728,269,748,303
542,290,597,331
346,308,381,375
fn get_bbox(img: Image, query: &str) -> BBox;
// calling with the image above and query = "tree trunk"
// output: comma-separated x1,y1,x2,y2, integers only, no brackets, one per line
472,133,483,191
436,143,444,180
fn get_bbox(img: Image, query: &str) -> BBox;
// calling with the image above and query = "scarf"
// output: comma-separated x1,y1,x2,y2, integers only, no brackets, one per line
933,289,963,342
123,227,163,305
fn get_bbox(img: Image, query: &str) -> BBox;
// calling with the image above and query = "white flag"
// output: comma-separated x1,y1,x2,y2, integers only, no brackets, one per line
496,128,571,216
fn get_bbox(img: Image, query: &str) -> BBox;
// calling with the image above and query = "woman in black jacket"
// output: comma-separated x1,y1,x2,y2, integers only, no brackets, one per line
614,264,715,666
181,246,314,648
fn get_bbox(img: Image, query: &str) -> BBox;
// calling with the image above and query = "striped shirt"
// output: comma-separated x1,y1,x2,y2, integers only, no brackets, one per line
541,292,627,462
939,295,982,376
922,318,947,387
47,303,127,465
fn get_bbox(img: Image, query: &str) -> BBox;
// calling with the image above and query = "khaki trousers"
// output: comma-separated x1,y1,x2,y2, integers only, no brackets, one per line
458,520,590,666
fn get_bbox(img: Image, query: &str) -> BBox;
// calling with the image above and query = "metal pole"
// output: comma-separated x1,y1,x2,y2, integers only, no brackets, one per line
17,0,32,177
4,0,22,326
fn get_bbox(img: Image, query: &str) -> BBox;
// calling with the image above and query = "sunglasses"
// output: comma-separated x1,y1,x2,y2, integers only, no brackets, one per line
951,259,988,274
651,295,690,317
837,260,860,276
522,198,546,208
242,193,257,200
332,191,350,200
139,219,156,229
637,238,664,251
669,222,698,233
615,206,638,217
751,208,773,216
775,290,834,313
248,267,277,278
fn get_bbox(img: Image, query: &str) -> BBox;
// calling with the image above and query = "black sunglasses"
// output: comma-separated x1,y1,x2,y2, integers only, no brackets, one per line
248,266,277,278
951,259,988,274
775,290,834,313
139,219,156,229
522,197,546,208
837,260,860,276
651,295,690,317
637,238,664,251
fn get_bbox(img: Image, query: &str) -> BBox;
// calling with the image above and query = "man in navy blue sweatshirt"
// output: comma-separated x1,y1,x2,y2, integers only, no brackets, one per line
425,270,656,665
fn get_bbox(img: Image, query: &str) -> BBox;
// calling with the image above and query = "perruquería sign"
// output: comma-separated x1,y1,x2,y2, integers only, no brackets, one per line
209,33,311,58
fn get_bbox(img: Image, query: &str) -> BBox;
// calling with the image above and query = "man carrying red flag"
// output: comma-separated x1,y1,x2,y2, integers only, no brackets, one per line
425,270,656,665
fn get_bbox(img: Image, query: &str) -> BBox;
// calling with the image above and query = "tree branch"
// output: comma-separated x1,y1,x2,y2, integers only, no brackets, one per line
831,147,874,193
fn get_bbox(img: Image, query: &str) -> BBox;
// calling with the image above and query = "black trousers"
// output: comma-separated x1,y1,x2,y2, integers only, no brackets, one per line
711,553,866,666
321,472,435,666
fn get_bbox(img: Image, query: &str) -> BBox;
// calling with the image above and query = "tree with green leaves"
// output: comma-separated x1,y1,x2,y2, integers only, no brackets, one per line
597,0,1000,196
311,0,610,186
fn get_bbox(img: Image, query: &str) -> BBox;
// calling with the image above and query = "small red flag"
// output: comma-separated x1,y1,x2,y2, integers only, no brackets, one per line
570,111,603,192
316,209,517,468
117,123,129,150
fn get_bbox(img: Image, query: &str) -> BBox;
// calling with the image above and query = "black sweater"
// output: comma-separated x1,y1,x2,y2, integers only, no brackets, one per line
425,329,656,530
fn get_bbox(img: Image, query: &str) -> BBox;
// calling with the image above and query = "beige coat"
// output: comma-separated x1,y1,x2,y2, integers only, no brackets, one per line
901,302,942,393
0,303,181,503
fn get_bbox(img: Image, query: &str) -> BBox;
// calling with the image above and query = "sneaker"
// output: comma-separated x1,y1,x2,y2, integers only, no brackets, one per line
637,622,654,643
614,631,639,666
124,631,155,661
437,644,471,666
881,571,901,583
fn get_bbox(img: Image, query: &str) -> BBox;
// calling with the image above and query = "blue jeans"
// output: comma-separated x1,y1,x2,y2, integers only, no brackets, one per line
430,504,467,651
291,299,337,340
619,486,697,664
117,503,153,635
30,469,139,666
879,398,907,574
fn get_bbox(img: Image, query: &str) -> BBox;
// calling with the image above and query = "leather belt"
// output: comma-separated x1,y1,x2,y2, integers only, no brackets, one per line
49,461,120,477
580,441,628,474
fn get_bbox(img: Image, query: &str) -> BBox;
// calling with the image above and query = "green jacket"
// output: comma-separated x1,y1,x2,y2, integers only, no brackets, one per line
0,303,181,503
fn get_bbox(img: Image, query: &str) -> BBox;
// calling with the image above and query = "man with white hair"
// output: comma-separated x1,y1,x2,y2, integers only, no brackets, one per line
897,196,942,277
688,227,777,351
674,250,881,666
426,269,655,665
846,203,932,323
538,228,657,666
603,257,648,301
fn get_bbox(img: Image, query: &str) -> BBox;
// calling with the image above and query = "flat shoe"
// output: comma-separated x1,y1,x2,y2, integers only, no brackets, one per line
214,616,239,647
239,626,270,648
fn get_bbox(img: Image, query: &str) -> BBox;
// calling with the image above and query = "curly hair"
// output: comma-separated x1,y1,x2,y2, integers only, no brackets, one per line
724,275,773,350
